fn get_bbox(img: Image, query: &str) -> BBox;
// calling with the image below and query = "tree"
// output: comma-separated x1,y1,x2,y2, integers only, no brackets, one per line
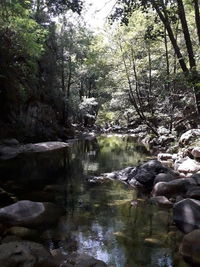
111,0,200,117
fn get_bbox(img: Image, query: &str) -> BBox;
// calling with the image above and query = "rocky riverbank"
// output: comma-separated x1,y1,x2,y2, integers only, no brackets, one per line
0,138,108,267
90,128,200,266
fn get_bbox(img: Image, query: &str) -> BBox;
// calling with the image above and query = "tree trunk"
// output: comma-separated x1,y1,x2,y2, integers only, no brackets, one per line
177,0,196,69
152,0,188,73
193,0,200,45
120,41,158,136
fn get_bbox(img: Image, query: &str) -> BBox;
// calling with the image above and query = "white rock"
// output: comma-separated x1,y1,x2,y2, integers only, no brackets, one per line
178,158,200,174
179,129,200,146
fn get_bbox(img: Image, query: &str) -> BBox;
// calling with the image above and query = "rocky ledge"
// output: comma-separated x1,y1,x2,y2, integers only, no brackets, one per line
0,141,69,160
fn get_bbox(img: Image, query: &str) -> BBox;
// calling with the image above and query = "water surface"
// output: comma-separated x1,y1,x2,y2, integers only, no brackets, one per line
0,135,188,267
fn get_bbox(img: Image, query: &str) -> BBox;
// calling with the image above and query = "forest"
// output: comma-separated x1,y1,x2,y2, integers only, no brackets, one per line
0,0,200,266
0,0,200,142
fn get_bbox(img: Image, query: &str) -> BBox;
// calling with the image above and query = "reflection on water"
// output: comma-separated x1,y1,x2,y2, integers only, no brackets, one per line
0,135,188,266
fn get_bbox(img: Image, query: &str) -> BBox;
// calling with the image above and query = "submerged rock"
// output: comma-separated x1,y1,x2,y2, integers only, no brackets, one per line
180,229,200,266
5,226,39,241
173,198,200,233
149,196,173,208
94,160,176,191
0,200,64,228
66,253,107,267
0,241,50,266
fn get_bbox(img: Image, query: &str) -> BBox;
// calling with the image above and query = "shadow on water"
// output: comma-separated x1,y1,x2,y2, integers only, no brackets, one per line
0,135,188,267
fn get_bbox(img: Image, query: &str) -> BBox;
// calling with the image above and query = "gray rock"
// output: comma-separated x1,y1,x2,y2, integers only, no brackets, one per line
0,141,69,160
0,139,19,146
131,160,174,189
192,147,200,159
180,229,200,266
66,253,107,267
186,186,200,200
153,172,177,185
5,227,39,241
152,178,193,197
173,198,200,233
0,200,64,228
179,129,200,147
0,241,50,267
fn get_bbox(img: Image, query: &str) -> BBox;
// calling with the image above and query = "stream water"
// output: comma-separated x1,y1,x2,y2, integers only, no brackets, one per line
0,135,188,267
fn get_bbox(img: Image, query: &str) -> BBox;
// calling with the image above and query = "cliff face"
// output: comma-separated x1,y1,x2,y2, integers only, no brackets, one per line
0,101,74,142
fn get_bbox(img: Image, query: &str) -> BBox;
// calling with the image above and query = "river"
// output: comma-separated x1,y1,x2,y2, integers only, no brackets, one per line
0,135,188,267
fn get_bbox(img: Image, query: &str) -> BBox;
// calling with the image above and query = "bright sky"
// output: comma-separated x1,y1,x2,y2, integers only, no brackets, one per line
84,0,117,30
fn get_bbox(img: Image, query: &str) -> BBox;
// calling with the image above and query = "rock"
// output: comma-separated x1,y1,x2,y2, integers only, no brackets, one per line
177,158,200,174
66,253,107,267
153,172,177,185
192,147,200,159
179,129,200,147
5,227,39,240
152,179,192,197
173,198,200,233
130,160,175,190
0,139,19,146
157,134,175,146
22,141,69,153
149,196,173,208
157,153,173,161
0,200,64,228
186,186,200,200
180,229,200,266
158,126,170,135
0,141,69,160
0,241,50,266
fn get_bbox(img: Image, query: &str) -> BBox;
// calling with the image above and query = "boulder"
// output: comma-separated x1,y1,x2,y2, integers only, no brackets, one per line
0,200,64,228
152,178,193,197
177,158,200,174
0,241,50,266
179,129,200,147
180,229,200,266
173,198,200,233
23,141,69,153
153,172,177,185
0,141,69,160
192,147,200,159
129,160,173,189
149,196,173,208
186,186,200,200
